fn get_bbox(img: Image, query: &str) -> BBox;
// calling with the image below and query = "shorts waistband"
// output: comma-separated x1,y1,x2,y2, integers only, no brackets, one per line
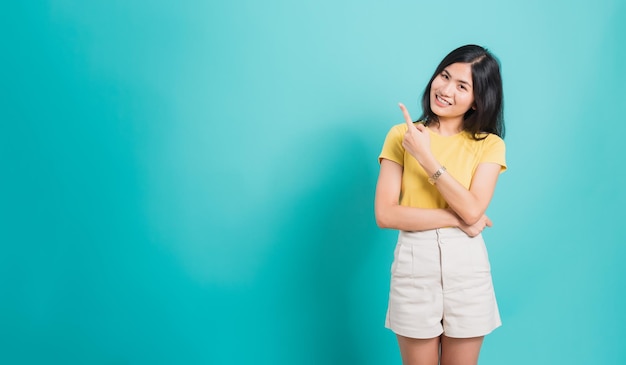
399,228,471,243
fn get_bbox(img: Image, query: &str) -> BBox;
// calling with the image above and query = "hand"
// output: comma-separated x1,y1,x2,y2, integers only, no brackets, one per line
399,103,431,163
458,214,493,237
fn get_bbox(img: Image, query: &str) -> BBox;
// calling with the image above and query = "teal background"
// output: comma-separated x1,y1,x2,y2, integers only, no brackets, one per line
1,0,625,364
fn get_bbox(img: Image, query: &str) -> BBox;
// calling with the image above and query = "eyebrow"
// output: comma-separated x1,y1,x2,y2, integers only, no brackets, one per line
442,69,473,88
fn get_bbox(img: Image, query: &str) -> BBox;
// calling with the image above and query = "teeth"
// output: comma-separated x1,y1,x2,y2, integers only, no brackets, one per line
437,95,451,105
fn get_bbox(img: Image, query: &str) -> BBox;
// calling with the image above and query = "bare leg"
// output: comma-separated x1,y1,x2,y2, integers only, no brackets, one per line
440,335,484,365
396,334,440,365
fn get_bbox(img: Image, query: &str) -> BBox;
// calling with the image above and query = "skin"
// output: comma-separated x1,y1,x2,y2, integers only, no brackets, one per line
375,62,502,364
397,335,483,365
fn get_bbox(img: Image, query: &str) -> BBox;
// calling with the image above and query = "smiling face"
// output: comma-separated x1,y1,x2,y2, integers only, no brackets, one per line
429,62,475,124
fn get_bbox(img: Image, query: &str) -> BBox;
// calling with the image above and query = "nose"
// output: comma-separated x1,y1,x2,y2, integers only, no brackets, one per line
440,81,454,97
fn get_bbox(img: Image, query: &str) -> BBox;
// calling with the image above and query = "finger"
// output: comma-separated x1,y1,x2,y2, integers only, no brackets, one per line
414,122,426,132
485,217,493,227
398,103,414,129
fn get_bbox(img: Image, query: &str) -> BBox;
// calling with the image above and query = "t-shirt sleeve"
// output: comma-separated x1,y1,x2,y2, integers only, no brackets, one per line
378,124,405,165
481,134,507,173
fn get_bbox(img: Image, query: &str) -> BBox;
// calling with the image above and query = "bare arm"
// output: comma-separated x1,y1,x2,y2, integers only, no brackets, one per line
399,104,502,225
375,159,461,231
420,158,501,226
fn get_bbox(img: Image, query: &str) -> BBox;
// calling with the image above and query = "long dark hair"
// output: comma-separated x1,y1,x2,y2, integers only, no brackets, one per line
419,45,505,139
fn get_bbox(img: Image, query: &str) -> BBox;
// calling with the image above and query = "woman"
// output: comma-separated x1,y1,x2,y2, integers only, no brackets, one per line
375,45,506,365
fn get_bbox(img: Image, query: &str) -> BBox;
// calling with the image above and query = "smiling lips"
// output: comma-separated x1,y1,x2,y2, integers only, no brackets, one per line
435,94,452,106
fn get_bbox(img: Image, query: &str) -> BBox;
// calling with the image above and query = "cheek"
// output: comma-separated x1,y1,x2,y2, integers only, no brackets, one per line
458,94,474,109
430,79,442,90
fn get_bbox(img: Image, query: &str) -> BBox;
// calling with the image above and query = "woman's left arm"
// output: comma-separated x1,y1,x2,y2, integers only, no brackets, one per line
421,160,501,226
399,103,502,225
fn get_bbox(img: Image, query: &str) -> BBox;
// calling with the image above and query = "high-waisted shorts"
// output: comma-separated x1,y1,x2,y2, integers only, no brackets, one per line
385,228,501,339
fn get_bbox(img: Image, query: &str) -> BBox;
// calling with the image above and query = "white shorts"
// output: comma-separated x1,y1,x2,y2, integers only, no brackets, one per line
385,228,501,339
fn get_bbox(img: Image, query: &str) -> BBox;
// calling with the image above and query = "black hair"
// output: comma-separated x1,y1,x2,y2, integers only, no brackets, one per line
419,44,505,139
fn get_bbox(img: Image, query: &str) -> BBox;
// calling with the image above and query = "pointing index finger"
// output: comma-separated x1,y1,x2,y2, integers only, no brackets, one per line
398,103,414,129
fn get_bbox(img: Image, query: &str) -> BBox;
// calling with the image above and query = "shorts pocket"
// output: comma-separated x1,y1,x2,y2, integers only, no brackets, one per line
469,239,491,272
391,243,413,277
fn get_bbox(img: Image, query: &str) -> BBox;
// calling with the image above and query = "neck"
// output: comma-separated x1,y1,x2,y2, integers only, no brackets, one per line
431,117,463,136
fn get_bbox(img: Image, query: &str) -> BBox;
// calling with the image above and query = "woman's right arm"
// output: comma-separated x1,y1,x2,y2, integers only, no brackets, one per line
375,159,462,231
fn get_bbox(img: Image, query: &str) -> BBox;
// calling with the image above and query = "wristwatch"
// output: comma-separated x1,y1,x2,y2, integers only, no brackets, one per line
428,166,447,185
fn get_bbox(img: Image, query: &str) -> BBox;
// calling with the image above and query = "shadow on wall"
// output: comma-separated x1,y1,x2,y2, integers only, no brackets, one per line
262,125,381,364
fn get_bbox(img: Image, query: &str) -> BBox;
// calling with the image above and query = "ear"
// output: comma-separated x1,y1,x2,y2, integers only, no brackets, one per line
471,104,477,110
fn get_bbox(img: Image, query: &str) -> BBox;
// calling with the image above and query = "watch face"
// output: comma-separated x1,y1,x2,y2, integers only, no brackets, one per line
429,167,446,185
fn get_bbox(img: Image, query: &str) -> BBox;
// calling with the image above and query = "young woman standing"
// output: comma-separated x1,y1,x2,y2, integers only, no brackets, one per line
375,45,506,365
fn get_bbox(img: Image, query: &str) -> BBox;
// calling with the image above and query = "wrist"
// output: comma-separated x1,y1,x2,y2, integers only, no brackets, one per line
418,154,438,173
428,166,447,185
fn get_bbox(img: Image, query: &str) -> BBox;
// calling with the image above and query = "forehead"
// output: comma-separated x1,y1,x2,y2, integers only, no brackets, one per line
443,62,473,83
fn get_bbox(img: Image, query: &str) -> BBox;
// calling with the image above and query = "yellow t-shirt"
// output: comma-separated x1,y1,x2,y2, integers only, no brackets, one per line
378,123,507,209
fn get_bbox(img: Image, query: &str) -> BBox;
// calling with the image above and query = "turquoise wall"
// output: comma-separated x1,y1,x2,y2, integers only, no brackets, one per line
2,0,625,364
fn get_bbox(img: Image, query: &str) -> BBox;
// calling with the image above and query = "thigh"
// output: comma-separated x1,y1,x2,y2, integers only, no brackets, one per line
440,335,483,365
396,334,440,365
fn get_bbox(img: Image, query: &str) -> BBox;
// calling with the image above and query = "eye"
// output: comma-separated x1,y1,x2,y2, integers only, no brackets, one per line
441,72,449,80
459,84,467,91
